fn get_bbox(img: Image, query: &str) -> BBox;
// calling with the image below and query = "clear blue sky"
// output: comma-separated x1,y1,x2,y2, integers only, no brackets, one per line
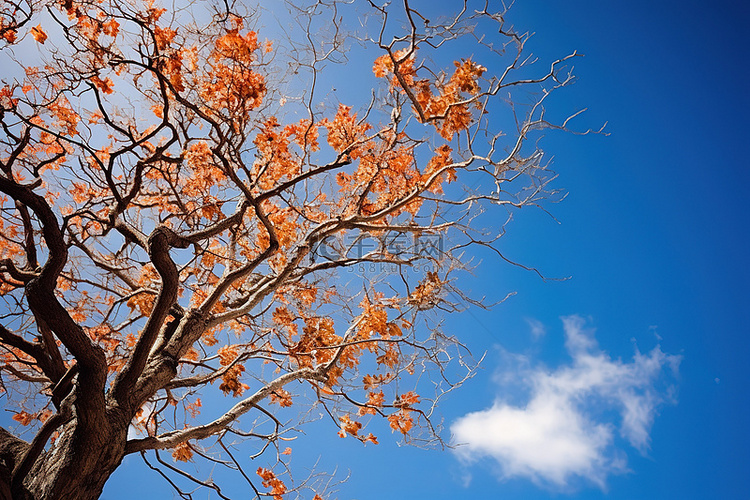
103,0,749,498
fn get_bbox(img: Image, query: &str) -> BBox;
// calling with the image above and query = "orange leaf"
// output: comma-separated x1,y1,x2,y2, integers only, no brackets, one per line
217,345,239,366
12,411,34,426
338,414,362,437
361,433,379,445
171,442,193,462
185,398,202,418
388,410,413,434
398,391,420,407
90,75,114,94
30,25,47,44
219,364,248,397
183,347,199,361
269,389,293,407
2,29,17,44
256,468,287,500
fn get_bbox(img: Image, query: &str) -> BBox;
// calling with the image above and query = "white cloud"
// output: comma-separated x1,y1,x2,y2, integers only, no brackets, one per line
525,317,547,339
451,315,680,489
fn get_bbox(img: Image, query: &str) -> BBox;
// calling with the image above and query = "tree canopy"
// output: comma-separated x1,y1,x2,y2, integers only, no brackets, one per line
0,0,592,498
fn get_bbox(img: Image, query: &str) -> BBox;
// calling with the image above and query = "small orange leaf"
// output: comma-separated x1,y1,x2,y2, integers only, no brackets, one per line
12,411,35,426
388,410,413,434
361,433,379,445
30,25,47,44
2,29,17,44
256,468,287,500
171,442,193,462
398,391,420,407
90,75,114,94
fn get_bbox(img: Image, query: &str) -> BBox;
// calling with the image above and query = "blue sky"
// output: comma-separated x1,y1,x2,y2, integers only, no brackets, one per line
99,0,750,498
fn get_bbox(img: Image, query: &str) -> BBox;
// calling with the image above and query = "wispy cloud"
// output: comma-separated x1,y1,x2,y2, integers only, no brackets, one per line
451,315,680,490
525,317,546,339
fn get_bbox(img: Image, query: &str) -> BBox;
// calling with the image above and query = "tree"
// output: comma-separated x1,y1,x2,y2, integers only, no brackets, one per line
0,0,594,498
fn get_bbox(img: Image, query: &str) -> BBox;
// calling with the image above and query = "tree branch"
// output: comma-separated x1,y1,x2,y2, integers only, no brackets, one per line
125,366,326,454
111,226,190,408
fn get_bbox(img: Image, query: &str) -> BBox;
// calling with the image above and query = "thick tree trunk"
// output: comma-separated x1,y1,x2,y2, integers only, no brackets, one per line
11,411,129,500
0,428,28,500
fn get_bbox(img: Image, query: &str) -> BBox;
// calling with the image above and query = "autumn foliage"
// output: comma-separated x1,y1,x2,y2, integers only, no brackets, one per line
0,0,581,498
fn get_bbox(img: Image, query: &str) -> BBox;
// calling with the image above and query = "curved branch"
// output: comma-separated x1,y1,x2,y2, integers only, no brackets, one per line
112,226,191,408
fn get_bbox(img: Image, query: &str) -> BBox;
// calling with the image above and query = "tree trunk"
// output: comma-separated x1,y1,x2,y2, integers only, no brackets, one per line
11,412,129,500
0,428,27,500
